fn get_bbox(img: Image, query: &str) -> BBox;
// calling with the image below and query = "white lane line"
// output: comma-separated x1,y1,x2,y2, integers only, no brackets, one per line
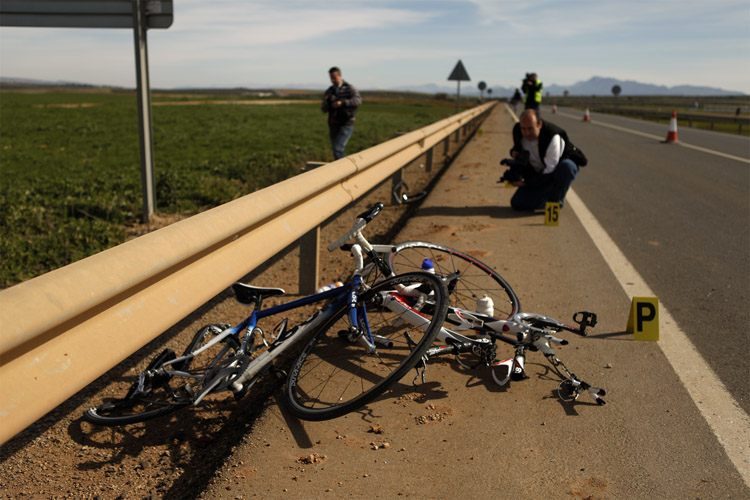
567,190,750,487
506,103,750,487
555,110,750,165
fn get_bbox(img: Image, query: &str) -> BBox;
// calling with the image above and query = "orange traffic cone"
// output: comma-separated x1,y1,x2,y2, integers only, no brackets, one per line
552,104,558,114
582,108,591,122
665,111,679,143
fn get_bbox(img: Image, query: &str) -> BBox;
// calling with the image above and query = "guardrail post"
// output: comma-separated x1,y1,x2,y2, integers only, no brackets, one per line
391,168,403,205
454,129,460,142
443,137,450,158
299,226,320,294
425,148,433,173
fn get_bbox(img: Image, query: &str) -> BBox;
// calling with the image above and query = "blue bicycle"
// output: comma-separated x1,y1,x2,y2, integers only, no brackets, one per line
84,205,449,424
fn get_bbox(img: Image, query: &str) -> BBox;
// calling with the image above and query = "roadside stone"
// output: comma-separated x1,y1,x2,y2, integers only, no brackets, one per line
297,453,326,465
368,423,384,434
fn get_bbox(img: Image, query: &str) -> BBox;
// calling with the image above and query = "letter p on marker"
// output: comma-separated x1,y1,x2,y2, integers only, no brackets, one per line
627,297,659,341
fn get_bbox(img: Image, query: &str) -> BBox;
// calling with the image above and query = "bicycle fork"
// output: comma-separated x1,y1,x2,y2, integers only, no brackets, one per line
491,345,528,387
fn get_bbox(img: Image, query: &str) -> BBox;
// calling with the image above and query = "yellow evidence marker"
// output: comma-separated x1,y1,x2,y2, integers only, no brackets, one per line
544,202,560,226
626,297,659,341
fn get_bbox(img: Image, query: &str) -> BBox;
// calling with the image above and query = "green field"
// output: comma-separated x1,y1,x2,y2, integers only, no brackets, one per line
0,90,458,288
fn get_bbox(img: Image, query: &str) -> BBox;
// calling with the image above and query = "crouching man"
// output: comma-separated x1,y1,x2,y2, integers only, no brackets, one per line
502,109,587,211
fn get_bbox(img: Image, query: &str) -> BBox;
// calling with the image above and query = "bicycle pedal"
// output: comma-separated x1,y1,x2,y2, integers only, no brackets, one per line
412,357,428,385
573,311,598,335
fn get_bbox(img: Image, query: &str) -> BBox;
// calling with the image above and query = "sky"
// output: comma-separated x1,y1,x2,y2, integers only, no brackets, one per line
1,0,749,92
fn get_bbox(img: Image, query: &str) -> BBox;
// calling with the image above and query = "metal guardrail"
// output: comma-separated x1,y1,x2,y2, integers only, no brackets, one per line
0,101,495,445
586,107,750,133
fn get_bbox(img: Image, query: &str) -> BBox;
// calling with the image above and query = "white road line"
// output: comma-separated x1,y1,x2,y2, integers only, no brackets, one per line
506,103,750,487
567,190,750,487
555,110,750,165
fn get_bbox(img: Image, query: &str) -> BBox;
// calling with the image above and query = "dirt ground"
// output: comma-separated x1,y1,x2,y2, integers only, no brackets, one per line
0,118,474,498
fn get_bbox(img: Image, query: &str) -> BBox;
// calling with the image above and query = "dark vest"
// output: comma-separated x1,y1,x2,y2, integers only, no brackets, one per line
511,121,587,168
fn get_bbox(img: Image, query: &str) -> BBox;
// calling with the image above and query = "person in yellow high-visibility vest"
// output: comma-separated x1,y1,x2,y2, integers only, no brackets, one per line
521,72,542,112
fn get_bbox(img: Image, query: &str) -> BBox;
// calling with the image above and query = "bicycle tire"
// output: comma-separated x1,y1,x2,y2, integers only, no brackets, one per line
84,394,191,426
84,325,240,426
84,348,189,425
284,272,449,420
388,241,520,320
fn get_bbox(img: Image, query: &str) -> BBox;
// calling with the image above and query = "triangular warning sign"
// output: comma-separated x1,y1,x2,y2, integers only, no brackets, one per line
448,60,470,81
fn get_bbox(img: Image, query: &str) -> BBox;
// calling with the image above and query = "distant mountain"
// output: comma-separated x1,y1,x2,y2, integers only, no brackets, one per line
2,75,742,96
0,76,97,88
543,76,741,96
391,77,742,97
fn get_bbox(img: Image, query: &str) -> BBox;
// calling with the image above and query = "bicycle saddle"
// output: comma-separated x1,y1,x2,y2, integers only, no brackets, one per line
232,283,286,305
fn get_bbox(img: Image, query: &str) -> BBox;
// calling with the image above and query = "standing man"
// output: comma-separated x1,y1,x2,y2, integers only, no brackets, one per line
521,72,542,111
501,109,586,211
322,67,362,160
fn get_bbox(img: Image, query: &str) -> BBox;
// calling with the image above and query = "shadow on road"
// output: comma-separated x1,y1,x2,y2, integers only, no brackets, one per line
587,330,634,341
67,378,278,498
414,205,538,219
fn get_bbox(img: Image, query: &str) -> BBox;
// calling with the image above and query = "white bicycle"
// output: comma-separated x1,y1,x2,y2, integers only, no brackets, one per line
336,203,607,404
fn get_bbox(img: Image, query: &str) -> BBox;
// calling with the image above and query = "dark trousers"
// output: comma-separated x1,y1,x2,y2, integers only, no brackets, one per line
329,124,354,160
510,159,578,211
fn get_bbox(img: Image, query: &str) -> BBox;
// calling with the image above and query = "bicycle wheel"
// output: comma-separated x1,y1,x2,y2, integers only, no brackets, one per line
285,272,449,420
388,241,520,320
84,325,239,426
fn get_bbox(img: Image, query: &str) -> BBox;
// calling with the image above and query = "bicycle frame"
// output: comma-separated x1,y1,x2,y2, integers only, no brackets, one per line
153,245,441,405
152,283,351,405
339,219,605,404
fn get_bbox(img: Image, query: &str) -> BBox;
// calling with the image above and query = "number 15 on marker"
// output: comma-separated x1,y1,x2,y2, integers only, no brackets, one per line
545,202,560,226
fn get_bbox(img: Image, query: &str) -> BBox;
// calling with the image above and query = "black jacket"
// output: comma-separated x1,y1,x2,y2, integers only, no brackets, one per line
322,81,362,127
509,121,587,185
511,121,587,167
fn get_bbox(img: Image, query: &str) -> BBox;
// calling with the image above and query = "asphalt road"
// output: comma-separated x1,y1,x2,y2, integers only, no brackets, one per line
544,106,750,414
552,106,750,159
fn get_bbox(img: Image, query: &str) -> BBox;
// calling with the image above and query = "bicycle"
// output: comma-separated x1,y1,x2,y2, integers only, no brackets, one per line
84,207,450,425
338,204,607,404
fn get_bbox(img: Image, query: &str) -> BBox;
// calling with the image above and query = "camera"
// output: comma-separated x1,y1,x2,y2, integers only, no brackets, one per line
498,151,529,184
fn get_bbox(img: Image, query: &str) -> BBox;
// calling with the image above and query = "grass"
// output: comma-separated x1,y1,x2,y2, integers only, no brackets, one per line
0,90,459,288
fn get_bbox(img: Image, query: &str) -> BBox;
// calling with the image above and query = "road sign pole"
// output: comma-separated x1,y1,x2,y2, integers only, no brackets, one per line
447,59,470,113
133,0,155,222
456,81,460,112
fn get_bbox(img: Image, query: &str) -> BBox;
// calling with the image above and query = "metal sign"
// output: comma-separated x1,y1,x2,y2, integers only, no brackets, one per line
447,60,470,81
477,81,486,101
0,0,173,29
447,60,470,111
